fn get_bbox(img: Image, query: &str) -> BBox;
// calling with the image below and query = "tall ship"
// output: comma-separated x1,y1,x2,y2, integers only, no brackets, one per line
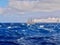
27,17,60,23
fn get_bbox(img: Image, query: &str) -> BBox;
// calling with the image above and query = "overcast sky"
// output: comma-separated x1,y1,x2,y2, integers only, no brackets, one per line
0,0,60,22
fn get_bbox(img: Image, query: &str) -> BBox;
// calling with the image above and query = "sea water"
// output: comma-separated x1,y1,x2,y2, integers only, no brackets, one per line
0,23,60,45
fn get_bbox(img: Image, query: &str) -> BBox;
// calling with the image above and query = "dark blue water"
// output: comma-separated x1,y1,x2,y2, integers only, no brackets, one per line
0,23,60,45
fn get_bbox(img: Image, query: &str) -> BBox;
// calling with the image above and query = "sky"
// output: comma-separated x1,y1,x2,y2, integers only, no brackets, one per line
0,0,60,22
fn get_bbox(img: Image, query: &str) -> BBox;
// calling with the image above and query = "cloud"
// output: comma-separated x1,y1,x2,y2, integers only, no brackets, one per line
2,7,25,15
7,0,60,12
0,0,60,22
0,8,4,14
1,0,60,15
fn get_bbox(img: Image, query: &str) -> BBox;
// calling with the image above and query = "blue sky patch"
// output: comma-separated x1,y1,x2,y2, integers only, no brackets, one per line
0,0,8,7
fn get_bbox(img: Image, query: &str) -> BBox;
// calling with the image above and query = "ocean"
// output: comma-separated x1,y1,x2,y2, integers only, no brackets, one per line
0,23,60,45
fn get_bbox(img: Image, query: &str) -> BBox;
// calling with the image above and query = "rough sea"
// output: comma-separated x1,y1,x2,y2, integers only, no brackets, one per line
0,23,60,45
